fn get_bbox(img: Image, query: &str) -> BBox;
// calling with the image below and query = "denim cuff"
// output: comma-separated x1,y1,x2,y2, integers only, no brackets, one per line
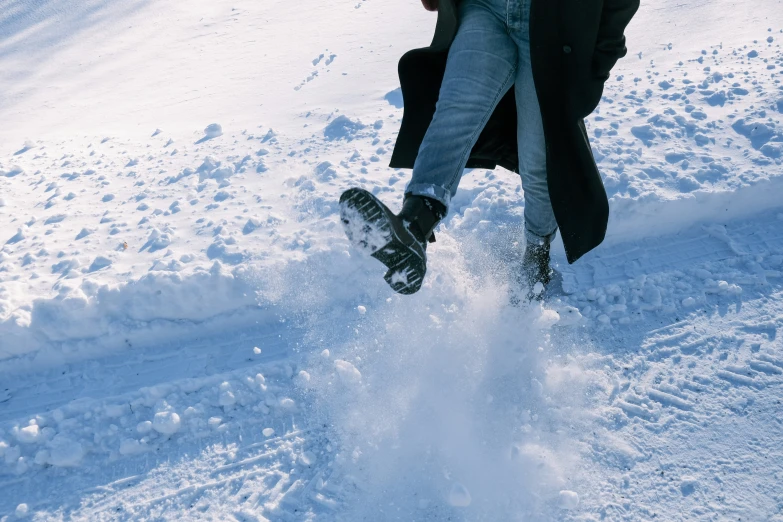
404,183,452,210
525,226,558,247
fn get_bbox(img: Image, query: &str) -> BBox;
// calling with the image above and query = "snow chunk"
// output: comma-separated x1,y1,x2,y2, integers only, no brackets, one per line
294,370,311,387
448,482,472,507
631,124,656,144
680,476,699,496
119,439,148,456
262,428,275,437
137,421,153,434
88,256,112,272
535,309,560,329
44,214,66,225
243,217,261,234
556,306,584,326
334,359,362,384
143,228,172,252
314,161,337,181
385,88,404,108
16,457,29,473
324,115,366,141
204,123,223,139
75,228,93,240
219,382,237,407
152,412,181,435
15,424,42,444
7,228,25,245
279,398,297,411
1,165,24,177
558,490,580,509
198,156,235,182
47,434,84,467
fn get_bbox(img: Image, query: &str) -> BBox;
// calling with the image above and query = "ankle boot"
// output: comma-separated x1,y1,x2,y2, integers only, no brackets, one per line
398,195,446,246
521,241,552,301
339,188,445,295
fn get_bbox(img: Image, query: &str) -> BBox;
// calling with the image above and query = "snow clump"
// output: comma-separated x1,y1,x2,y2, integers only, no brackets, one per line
152,412,181,435
204,123,223,139
47,434,85,467
334,359,362,384
14,424,43,444
559,490,580,509
324,115,366,141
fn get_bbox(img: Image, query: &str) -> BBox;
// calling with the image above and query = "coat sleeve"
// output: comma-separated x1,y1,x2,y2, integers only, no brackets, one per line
592,0,640,80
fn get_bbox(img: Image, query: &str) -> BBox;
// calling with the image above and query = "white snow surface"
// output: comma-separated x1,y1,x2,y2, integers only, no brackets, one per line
2,0,783,519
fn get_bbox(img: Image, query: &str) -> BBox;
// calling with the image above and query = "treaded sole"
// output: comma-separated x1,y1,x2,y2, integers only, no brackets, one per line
339,188,427,295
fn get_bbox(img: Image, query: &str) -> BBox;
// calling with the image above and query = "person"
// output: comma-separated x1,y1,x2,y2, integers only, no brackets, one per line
339,0,639,298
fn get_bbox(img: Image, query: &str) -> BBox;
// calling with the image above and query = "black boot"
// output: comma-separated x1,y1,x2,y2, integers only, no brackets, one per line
339,188,445,295
521,241,552,301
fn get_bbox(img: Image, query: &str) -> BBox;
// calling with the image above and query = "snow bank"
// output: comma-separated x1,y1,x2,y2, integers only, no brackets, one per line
0,262,261,364
606,173,783,245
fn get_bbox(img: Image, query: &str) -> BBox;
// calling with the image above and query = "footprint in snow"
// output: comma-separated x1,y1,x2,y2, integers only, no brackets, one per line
295,52,336,90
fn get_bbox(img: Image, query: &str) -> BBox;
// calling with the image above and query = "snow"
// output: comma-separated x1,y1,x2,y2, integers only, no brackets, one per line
46,435,85,467
333,359,362,385
151,412,181,435
1,0,783,519
558,490,580,510
14,424,42,445
448,482,472,507
203,123,224,140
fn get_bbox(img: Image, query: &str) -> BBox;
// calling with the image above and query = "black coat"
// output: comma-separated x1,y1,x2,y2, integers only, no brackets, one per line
389,0,640,263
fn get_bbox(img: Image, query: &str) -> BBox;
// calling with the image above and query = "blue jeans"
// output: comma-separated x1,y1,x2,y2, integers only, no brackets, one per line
405,0,558,245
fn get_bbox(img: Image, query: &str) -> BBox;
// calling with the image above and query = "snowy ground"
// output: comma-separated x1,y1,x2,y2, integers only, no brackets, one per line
2,0,783,520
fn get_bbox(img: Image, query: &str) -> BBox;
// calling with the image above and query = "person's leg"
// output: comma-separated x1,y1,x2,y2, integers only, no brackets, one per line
510,1,558,246
406,0,518,209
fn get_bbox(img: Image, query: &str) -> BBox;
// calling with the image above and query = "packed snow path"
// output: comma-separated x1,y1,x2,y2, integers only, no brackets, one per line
2,0,783,519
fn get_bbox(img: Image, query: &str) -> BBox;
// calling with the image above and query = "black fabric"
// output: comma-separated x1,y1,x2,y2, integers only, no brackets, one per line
389,0,639,264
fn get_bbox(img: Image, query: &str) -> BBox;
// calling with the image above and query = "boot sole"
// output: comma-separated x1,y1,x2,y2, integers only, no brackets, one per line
339,188,427,295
